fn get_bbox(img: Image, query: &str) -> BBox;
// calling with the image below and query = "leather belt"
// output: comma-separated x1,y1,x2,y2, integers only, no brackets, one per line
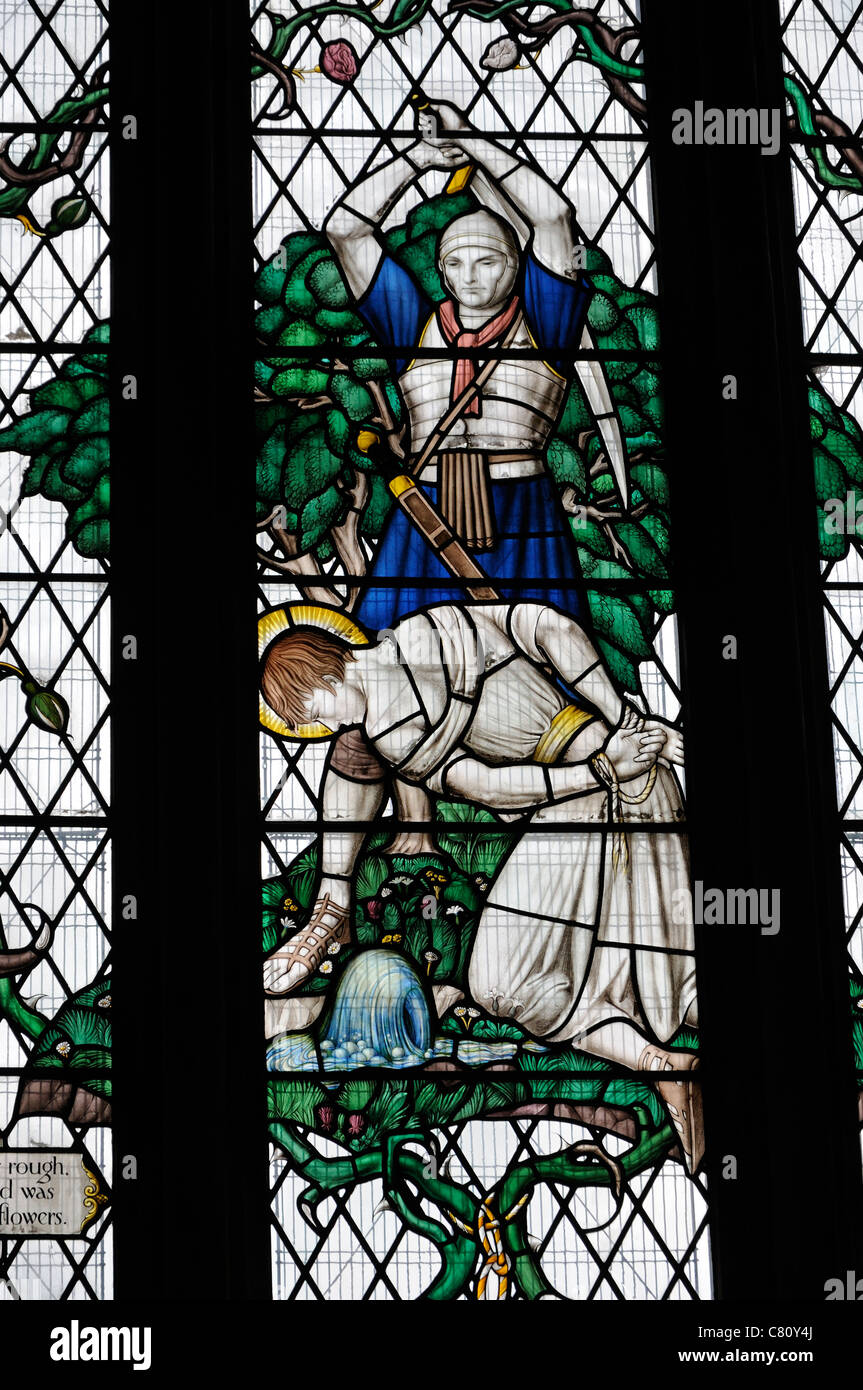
417,452,544,483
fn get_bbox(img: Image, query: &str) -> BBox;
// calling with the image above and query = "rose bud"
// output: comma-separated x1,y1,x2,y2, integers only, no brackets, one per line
23,682,69,735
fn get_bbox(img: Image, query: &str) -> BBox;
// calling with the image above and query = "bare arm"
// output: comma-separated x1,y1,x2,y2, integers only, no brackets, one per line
509,604,684,762
324,141,465,299
442,715,666,809
443,755,600,809
526,604,624,727
420,102,576,278
421,102,630,506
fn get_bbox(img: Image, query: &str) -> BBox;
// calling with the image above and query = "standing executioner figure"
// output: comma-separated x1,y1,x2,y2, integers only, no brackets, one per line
324,98,628,630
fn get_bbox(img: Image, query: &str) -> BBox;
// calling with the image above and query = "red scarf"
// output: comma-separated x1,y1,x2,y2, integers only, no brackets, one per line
437,296,521,415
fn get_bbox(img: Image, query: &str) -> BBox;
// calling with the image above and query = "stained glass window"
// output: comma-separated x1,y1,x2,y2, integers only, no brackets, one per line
0,0,111,1302
2,0,860,1321
253,0,711,1301
780,0,863,1154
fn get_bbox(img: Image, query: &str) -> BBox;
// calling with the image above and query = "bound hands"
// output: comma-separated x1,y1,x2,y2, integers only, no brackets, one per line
603,704,685,782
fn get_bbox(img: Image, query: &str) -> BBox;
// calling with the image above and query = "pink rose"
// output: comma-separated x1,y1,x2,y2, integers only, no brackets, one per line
320,41,358,84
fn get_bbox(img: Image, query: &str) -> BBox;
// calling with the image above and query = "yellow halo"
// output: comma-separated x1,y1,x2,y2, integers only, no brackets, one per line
258,603,370,739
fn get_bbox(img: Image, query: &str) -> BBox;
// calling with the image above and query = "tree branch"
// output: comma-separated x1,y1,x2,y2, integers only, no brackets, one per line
250,41,296,119
258,520,347,606
452,1,647,120
0,73,108,188
330,470,369,611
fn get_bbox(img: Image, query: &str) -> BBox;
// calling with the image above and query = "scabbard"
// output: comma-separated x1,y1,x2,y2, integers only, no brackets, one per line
388,473,499,601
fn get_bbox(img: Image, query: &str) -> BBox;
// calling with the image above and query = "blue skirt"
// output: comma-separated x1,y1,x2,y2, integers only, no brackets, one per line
357,473,586,632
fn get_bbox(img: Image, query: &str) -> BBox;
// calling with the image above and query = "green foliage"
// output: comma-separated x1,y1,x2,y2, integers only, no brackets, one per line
0,323,109,557
364,1080,414,1137
434,799,511,878
5,224,862,705
267,1078,327,1125
811,380,863,561
267,1050,673,1155
25,976,112,1103
850,972,863,1085
251,196,477,550
263,832,489,994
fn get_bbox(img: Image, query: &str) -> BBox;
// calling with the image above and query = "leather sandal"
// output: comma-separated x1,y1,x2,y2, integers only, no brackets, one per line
638,1044,704,1175
263,894,351,997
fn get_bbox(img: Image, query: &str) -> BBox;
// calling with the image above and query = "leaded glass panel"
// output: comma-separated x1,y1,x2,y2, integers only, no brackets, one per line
780,0,863,1151
0,0,111,1302
253,0,710,1301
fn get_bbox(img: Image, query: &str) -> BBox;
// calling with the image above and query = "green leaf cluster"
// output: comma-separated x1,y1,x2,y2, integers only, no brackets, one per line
253,197,478,557
267,1048,671,1154
26,976,112,1101
254,231,407,552
0,324,109,557
811,380,863,560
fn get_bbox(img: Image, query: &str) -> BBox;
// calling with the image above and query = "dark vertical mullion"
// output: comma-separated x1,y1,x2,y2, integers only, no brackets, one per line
109,1,159,1301
643,0,863,1299
111,1,269,1300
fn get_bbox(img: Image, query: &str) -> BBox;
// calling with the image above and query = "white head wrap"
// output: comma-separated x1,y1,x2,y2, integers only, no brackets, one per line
438,210,520,262
438,210,520,305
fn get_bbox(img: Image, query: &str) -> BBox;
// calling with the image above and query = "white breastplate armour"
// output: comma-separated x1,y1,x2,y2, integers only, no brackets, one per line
399,312,568,456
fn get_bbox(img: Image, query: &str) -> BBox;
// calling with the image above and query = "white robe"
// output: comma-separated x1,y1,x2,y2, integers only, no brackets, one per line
367,603,696,1046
